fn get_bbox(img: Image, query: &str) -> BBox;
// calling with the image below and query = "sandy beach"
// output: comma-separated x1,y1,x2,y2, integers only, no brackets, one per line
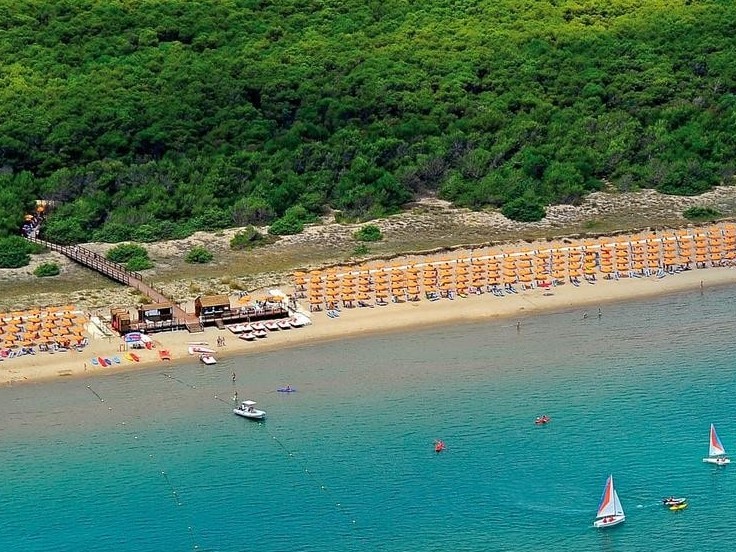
3,264,735,386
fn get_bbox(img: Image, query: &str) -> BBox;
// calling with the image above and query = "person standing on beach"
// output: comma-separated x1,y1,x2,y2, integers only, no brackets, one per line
231,371,236,383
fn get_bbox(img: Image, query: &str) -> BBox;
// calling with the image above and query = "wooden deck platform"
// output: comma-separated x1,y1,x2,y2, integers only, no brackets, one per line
25,237,204,333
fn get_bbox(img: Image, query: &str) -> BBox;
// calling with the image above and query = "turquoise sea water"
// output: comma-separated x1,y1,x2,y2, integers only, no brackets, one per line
2,285,736,551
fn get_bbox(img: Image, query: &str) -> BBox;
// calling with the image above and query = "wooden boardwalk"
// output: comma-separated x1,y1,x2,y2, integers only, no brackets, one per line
26,237,203,333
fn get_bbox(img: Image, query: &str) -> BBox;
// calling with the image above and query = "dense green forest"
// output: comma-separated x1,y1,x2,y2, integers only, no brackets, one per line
1,0,735,243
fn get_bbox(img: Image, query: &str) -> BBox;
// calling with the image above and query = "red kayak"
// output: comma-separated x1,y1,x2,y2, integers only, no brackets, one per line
97,357,108,367
434,440,446,453
535,415,551,425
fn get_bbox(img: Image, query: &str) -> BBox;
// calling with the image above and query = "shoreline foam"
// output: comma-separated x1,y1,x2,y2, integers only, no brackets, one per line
2,265,735,387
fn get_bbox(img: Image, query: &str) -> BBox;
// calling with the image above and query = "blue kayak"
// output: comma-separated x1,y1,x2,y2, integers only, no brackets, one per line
277,387,297,393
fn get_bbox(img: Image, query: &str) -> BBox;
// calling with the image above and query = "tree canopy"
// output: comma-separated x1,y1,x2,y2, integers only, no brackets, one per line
1,0,734,240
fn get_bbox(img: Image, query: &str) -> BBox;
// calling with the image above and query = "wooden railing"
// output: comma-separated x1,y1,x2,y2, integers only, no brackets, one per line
24,236,204,333
26,237,142,285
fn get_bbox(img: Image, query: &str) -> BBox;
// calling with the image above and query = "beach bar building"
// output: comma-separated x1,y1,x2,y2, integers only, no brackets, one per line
195,293,290,327
194,295,231,322
111,308,132,333
137,302,174,324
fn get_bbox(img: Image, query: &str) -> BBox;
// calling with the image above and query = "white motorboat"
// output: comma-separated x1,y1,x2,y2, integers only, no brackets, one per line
254,329,267,338
233,400,265,420
199,353,217,365
239,332,256,341
277,319,291,330
189,345,215,355
593,475,625,528
289,317,306,328
251,322,266,331
703,423,731,465
264,321,280,331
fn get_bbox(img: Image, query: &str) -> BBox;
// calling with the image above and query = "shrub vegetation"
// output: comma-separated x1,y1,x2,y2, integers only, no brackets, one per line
230,226,269,250
185,246,214,264
1,1,735,237
0,236,41,268
33,262,60,277
354,225,383,242
106,243,150,264
683,206,722,222
125,256,154,271
106,242,153,271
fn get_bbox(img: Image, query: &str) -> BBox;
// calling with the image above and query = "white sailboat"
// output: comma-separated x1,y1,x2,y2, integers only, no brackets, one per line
593,475,625,528
703,423,730,465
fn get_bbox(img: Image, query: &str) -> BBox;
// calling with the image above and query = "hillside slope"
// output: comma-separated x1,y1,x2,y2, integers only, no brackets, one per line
1,0,734,241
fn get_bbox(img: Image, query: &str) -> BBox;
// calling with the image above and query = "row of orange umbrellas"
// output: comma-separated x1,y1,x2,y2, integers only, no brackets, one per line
0,306,88,349
297,224,736,306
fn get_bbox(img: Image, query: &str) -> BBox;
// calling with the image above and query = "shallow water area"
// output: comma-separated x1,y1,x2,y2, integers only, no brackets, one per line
1,286,736,551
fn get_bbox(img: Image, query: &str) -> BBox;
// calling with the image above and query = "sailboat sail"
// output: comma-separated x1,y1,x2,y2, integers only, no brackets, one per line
596,475,617,518
612,490,624,516
709,424,726,457
593,474,626,528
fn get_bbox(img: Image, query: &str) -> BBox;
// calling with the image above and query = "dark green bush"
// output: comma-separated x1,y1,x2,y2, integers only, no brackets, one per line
33,262,60,277
41,216,87,245
269,216,303,236
268,205,314,236
192,208,231,232
126,256,154,271
91,223,134,243
185,246,214,264
0,236,37,268
106,243,150,263
230,226,268,250
353,224,383,242
501,198,547,222
683,206,721,221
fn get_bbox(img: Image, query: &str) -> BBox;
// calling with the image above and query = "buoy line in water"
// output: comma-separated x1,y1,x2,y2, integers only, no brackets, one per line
85,385,104,402
84,380,202,551
162,371,360,530
266,426,359,528
160,470,199,550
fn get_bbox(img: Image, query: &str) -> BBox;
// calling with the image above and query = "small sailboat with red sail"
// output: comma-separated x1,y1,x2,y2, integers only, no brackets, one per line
703,423,730,465
593,475,625,528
